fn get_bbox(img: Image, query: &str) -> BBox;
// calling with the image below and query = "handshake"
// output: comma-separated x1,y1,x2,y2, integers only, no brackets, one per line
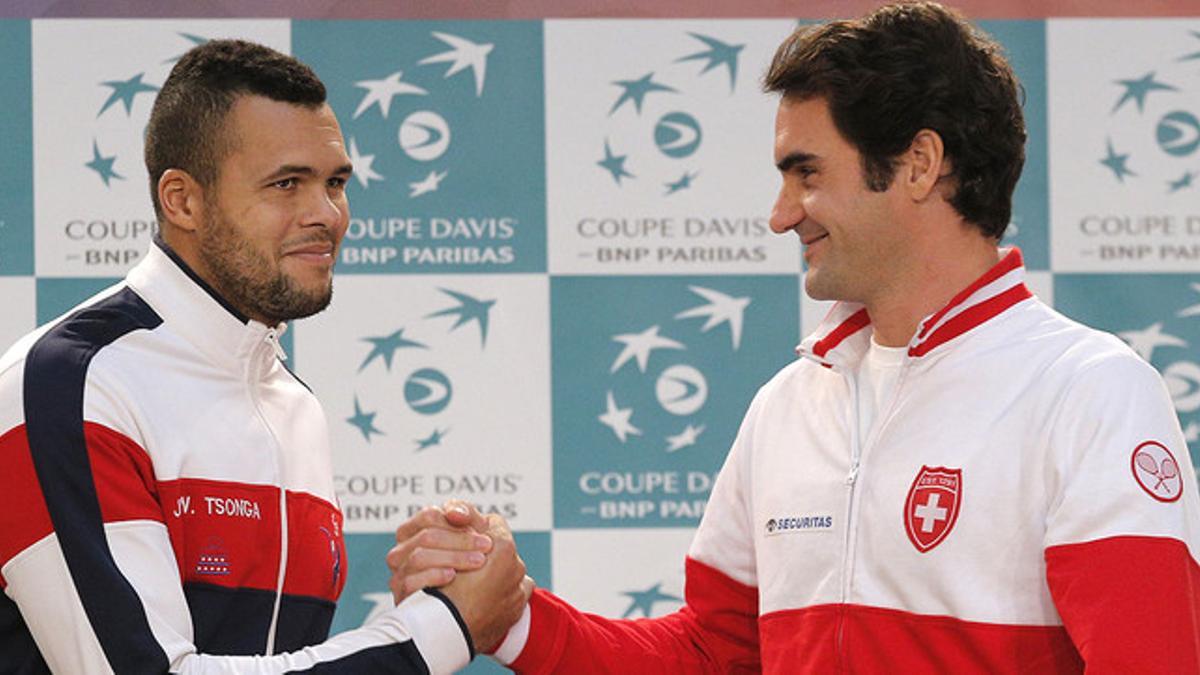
386,500,534,653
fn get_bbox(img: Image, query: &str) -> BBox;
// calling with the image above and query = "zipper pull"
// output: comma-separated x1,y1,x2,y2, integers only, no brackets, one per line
846,461,860,486
265,328,288,362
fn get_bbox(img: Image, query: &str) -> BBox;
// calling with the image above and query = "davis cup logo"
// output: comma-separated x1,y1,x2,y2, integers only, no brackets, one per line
904,466,963,553
1131,440,1184,503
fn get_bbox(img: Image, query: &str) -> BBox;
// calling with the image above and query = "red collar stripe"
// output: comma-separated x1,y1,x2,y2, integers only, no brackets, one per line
812,308,871,359
908,284,1032,358
917,249,1025,340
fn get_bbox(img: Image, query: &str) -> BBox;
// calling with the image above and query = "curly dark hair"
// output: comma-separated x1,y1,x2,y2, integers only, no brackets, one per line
763,2,1026,239
143,39,327,219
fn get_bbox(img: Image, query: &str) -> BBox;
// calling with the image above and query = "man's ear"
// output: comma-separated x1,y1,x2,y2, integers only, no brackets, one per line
157,169,206,234
903,129,948,202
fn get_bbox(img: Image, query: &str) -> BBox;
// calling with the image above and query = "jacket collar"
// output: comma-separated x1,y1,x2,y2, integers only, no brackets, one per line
124,240,286,376
797,247,1033,369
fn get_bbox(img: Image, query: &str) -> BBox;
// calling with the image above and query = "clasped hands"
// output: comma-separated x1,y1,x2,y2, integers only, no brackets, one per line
387,500,533,653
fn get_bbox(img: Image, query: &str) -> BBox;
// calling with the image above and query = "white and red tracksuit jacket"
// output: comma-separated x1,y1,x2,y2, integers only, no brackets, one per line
499,248,1200,673
0,242,473,673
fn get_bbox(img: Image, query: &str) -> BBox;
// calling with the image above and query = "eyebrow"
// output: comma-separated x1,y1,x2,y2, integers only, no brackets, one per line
776,152,818,173
263,163,354,181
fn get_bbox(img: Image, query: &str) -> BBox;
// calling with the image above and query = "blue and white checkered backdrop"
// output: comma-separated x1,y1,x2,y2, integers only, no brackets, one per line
1,12,1197,673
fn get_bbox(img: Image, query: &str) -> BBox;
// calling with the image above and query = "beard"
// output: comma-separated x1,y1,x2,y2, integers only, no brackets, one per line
197,203,334,325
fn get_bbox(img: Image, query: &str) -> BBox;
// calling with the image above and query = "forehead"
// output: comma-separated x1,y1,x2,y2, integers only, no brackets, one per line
222,95,347,169
773,96,855,161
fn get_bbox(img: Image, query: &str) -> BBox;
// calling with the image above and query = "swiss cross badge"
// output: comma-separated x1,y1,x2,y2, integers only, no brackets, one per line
904,466,963,553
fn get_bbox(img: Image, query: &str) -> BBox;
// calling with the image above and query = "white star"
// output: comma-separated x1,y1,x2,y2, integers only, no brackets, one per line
418,32,494,97
361,592,394,624
353,71,427,119
347,138,384,189
1178,283,1200,319
598,391,641,443
610,325,685,374
1184,422,1199,444
1119,322,1188,361
674,286,752,350
409,170,448,198
666,424,705,453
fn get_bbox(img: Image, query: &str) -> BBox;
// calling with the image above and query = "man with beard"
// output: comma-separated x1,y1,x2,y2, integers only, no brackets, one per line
0,39,529,673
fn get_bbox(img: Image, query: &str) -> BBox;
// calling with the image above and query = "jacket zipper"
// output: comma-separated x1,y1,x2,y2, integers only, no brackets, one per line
835,357,913,671
255,328,290,655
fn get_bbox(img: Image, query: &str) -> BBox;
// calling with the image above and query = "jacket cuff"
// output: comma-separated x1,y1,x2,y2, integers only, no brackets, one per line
387,590,473,674
488,603,531,664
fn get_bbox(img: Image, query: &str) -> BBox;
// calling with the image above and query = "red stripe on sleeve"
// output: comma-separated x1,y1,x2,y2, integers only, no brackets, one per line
0,425,54,583
511,556,759,674
83,422,163,526
1046,535,1200,674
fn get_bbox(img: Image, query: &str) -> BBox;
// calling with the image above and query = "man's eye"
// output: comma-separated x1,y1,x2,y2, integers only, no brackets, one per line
273,178,297,189
328,177,347,189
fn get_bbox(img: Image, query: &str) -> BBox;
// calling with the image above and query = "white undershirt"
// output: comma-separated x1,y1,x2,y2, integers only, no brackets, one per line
856,337,908,445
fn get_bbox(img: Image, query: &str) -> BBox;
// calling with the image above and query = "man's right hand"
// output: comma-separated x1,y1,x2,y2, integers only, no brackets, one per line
387,503,492,604
439,514,534,653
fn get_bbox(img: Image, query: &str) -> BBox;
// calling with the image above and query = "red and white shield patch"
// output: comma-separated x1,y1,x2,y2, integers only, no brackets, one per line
1131,440,1183,503
904,466,963,553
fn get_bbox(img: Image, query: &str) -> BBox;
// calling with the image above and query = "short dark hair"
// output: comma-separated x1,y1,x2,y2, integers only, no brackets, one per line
763,2,1026,239
144,39,327,219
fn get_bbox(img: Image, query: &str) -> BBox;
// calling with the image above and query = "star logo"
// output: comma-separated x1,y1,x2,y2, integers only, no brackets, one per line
665,424,705,453
415,428,449,451
1177,283,1200,318
164,32,208,63
1111,71,1178,114
1099,138,1136,183
97,72,158,117
664,171,698,195
409,170,448,198
1167,171,1194,194
358,328,428,372
353,71,428,119
346,397,384,442
620,582,682,618
609,72,677,116
598,391,641,443
674,286,751,350
426,288,495,347
347,137,384,189
418,32,494,97
610,325,685,374
1178,31,1200,62
676,33,745,92
85,140,124,187
1118,321,1188,361
597,139,635,185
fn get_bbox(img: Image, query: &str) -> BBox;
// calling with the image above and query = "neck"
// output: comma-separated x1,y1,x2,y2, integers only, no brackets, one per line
865,234,1001,348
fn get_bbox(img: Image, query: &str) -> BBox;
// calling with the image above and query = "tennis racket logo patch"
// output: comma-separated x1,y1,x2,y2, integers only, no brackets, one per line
1131,441,1184,503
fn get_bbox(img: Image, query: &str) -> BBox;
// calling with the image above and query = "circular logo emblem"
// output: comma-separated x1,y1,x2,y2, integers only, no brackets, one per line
404,368,453,415
655,364,708,415
1131,440,1184,502
765,518,777,534
1155,110,1200,157
399,111,451,161
653,112,702,159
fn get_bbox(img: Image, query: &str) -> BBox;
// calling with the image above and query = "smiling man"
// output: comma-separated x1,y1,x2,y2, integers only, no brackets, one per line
391,3,1200,672
0,40,529,673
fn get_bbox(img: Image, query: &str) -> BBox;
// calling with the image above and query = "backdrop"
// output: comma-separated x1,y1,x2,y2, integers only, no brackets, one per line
0,6,1198,672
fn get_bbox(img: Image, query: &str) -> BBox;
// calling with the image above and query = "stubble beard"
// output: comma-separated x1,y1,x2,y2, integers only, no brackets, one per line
198,206,334,325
